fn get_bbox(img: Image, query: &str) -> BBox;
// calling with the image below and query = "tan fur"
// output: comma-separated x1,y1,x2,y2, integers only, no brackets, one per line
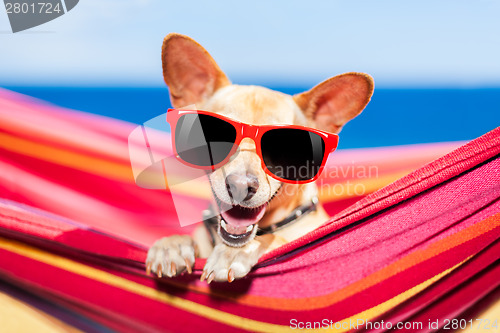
146,33,374,282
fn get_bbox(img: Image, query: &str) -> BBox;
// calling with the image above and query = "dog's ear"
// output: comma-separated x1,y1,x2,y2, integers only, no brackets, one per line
162,33,230,108
294,73,374,133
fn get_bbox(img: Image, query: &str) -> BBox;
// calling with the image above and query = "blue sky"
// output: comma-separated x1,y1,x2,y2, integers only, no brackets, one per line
1,0,499,87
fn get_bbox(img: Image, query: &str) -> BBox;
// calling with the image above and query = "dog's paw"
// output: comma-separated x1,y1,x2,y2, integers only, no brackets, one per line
201,241,261,283
146,235,197,278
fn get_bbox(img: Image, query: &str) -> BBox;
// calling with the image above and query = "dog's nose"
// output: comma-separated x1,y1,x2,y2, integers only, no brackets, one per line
225,173,259,203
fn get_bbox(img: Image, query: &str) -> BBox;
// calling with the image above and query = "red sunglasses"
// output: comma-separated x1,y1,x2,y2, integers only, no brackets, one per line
167,109,339,184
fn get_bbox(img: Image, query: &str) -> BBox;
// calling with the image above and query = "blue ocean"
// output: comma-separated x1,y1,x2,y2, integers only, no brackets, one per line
5,86,499,149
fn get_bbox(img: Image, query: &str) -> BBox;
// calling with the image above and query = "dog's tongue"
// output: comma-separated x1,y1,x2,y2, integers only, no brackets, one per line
220,202,266,234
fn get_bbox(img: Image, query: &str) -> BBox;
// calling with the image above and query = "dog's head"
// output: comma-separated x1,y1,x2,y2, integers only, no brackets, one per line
162,33,374,247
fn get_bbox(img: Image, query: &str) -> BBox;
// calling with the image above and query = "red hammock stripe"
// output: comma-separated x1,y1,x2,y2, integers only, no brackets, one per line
0,89,498,332
1,233,497,332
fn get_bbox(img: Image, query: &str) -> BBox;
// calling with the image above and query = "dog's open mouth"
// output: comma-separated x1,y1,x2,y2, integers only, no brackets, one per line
217,202,267,247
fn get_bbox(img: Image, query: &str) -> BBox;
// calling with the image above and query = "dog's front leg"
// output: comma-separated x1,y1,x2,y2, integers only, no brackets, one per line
201,240,261,283
146,235,197,277
201,235,283,283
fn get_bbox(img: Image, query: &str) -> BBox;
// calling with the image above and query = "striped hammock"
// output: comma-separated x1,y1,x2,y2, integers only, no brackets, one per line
0,88,498,332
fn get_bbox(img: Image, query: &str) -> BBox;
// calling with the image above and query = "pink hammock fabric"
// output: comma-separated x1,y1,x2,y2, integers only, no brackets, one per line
0,88,498,332
0,89,462,246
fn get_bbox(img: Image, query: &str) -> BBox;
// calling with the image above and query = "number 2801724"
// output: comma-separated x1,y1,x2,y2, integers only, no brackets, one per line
5,2,62,14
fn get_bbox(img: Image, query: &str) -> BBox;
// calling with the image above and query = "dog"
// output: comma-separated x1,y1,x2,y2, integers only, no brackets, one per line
146,33,374,283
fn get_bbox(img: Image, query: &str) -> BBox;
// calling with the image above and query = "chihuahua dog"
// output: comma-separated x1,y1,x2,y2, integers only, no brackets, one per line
146,33,373,283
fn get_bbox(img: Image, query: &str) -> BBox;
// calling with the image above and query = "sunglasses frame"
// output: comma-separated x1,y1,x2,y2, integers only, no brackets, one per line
167,108,339,184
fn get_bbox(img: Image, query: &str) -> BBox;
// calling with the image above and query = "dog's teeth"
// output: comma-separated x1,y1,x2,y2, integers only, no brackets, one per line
221,220,227,231
246,225,253,233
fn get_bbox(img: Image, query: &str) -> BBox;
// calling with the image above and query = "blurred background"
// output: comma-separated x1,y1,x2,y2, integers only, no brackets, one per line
1,0,499,148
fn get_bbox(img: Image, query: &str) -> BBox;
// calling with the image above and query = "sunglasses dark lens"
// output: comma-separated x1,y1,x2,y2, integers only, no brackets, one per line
261,128,326,181
175,114,237,167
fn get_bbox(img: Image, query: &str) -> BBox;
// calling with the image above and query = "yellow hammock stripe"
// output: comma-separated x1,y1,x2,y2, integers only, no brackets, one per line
0,132,412,202
0,291,83,333
0,133,210,199
0,133,132,182
0,236,469,332
318,171,412,201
